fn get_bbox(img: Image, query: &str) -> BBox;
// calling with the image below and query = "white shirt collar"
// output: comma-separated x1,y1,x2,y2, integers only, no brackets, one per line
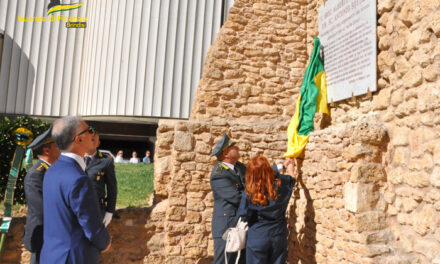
222,161,234,171
85,151,97,160
61,152,86,171
39,158,52,166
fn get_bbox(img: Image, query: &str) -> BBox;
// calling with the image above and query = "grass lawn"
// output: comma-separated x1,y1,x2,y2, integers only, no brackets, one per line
115,163,154,208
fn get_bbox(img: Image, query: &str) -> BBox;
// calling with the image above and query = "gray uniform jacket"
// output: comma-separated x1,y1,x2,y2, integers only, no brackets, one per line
85,151,117,215
210,161,246,238
23,159,50,253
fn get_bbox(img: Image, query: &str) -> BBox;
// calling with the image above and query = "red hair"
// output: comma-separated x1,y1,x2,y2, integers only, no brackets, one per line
245,156,281,206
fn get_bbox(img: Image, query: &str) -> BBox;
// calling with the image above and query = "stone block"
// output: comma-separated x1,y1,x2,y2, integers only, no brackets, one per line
403,171,430,188
166,206,186,221
350,163,386,183
390,126,410,146
393,147,409,165
412,204,435,236
175,153,196,162
185,211,202,224
403,66,423,88
174,132,195,151
167,245,182,256
372,88,391,110
187,199,206,212
349,121,388,146
355,211,387,232
408,154,433,171
344,182,378,213
431,167,440,187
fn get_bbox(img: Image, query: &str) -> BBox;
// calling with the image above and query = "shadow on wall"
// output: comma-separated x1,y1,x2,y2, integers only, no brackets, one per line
0,32,36,264
287,159,317,264
0,33,36,115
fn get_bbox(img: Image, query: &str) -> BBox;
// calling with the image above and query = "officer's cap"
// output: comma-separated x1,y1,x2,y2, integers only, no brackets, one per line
28,126,54,150
210,133,236,157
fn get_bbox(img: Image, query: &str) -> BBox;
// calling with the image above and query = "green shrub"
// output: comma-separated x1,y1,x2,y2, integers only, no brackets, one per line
0,116,50,204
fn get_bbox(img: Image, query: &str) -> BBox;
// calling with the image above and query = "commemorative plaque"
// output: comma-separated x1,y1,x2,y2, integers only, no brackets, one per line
319,0,377,103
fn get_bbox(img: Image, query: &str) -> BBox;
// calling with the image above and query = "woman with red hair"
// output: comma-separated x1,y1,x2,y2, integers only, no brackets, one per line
238,156,296,264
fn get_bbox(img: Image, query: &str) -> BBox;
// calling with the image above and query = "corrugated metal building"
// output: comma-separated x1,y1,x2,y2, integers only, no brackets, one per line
0,0,235,120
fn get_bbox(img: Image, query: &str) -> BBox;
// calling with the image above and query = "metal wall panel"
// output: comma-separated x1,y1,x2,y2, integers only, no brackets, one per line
80,0,228,119
0,0,234,119
0,0,86,116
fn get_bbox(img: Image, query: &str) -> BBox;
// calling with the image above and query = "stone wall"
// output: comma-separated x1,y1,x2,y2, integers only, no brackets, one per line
149,0,440,263
147,120,289,263
190,0,309,123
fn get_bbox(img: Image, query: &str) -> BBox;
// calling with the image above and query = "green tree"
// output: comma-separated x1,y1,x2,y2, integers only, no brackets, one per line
0,116,49,204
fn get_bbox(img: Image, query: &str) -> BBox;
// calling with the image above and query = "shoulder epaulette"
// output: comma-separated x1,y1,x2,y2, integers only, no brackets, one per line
98,151,111,159
36,162,49,172
220,163,229,170
215,163,230,174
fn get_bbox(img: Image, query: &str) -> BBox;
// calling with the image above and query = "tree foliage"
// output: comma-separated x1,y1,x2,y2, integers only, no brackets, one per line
0,116,49,204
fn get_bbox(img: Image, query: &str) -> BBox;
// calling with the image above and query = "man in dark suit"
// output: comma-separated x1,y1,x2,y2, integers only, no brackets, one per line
23,127,60,264
210,134,246,264
41,116,111,263
85,133,117,227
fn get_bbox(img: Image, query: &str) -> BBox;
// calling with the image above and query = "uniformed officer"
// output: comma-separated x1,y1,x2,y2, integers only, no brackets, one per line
85,133,117,227
210,134,247,264
238,156,296,264
23,127,60,264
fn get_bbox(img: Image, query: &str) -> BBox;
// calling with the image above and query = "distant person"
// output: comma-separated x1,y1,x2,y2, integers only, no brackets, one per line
85,133,117,227
129,151,139,163
23,127,60,264
238,156,296,264
114,150,124,163
41,116,111,263
142,150,151,163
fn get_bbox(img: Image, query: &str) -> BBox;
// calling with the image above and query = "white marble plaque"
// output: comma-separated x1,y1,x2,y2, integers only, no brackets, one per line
319,0,377,103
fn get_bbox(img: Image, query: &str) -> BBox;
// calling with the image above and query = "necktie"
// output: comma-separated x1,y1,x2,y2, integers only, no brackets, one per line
85,156,91,166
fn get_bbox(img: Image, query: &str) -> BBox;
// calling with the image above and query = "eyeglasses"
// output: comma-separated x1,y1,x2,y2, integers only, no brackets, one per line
72,126,96,142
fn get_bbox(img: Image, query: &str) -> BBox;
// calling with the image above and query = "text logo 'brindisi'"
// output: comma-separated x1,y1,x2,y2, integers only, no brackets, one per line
47,0,85,16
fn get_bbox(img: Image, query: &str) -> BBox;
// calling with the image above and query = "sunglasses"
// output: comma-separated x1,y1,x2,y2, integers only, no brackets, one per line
72,126,96,142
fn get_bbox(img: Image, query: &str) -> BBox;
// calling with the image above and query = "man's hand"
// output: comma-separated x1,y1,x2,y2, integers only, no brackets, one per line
102,236,112,253
103,212,113,227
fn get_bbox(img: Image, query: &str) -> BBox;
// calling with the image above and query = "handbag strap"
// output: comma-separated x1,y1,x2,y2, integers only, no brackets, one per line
224,248,241,264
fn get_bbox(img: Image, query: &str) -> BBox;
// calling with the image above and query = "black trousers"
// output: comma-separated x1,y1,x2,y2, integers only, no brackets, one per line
30,251,40,264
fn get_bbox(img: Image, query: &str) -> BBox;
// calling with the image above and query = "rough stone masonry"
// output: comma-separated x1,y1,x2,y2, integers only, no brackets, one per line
147,0,440,263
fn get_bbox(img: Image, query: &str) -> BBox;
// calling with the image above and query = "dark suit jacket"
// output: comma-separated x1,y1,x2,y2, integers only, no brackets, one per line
85,151,117,215
41,155,110,264
210,161,246,238
23,159,49,253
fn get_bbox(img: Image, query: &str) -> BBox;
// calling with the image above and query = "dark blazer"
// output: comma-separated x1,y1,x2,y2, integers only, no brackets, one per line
23,159,49,253
210,161,246,238
41,155,110,264
85,151,117,215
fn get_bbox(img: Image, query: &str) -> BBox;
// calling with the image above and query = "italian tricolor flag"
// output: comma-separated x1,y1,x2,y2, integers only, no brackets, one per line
284,37,328,158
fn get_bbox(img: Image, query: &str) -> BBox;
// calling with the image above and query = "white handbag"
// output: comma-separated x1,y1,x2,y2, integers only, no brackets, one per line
222,217,248,264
